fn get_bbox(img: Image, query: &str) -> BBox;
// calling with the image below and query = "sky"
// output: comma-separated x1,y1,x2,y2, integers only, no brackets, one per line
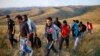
0,0,100,8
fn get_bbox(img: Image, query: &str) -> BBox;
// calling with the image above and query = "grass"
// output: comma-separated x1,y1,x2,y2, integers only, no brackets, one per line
0,23,100,56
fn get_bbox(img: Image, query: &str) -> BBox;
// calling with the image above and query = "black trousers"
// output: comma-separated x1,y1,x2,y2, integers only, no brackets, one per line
59,36,69,50
45,41,58,56
45,34,58,56
9,33,17,47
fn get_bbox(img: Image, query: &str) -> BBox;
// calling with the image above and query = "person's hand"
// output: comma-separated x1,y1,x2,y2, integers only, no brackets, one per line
34,32,37,37
27,34,30,39
26,40,31,47
17,37,20,42
62,35,67,38
12,32,14,34
17,32,21,42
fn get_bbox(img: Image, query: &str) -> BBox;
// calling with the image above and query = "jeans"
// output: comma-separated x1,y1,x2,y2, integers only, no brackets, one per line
20,37,33,56
57,33,59,39
74,37,79,50
21,50,33,56
79,32,84,41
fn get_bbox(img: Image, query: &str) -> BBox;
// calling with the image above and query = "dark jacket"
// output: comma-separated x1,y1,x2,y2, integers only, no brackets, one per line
7,19,15,33
20,21,29,37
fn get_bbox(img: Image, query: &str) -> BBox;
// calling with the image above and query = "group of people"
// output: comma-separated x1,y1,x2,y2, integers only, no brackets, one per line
6,15,93,56
6,15,36,56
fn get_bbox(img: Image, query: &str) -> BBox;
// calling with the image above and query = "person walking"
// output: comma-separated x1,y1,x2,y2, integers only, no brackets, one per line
59,20,70,51
71,20,80,50
79,22,86,41
45,17,60,56
87,22,93,34
22,15,37,48
16,15,32,56
6,15,17,48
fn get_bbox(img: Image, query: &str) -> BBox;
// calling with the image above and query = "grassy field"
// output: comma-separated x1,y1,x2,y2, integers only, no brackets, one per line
0,22,100,56
0,6,100,56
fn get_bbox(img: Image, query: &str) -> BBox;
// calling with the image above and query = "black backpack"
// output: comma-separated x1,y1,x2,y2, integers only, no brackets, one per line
33,36,41,48
81,24,86,32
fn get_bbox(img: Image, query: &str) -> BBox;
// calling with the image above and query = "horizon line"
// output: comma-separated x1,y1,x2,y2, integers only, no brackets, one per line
0,4,100,9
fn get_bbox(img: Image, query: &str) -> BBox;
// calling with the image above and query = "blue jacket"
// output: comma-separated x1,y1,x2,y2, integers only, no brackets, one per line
71,22,79,38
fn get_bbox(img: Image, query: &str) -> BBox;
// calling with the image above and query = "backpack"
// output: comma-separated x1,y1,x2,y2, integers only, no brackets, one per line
33,36,41,48
81,24,86,32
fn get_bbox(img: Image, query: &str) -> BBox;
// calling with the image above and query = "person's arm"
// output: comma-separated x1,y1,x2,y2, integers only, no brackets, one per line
91,24,93,30
33,30,37,37
59,21,62,28
25,23,30,39
53,24,61,32
71,24,74,31
31,22,37,36
12,21,15,34
12,25,15,34
44,25,47,37
17,32,21,41
68,25,71,34
25,23,32,47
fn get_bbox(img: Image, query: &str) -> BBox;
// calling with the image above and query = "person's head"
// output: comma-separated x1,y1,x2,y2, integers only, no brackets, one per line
6,15,10,18
22,14,28,22
46,17,52,26
63,20,67,26
6,15,10,21
87,22,89,24
80,21,83,24
15,15,23,23
73,20,75,22
54,17,59,22
76,20,79,23
73,20,76,23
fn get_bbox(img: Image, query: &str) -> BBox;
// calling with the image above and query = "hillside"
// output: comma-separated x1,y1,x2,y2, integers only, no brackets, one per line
0,5,100,25
64,6,100,24
0,6,89,17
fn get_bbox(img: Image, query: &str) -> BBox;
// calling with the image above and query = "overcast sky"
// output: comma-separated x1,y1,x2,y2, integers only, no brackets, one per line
0,0,100,8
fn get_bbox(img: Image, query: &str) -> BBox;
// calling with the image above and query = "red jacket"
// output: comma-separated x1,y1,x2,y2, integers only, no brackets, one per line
61,25,70,38
87,23,93,30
